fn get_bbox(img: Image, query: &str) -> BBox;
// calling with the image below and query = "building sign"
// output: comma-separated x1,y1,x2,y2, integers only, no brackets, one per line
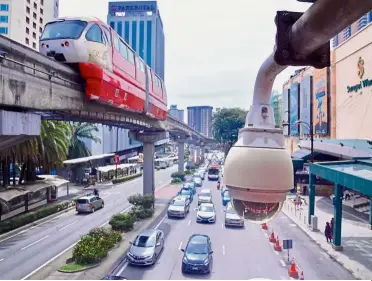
300,76,312,135
290,83,300,136
346,57,372,93
313,68,328,135
109,1,156,15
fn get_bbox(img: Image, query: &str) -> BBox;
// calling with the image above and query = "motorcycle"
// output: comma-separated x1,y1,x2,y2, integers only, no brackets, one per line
217,182,220,190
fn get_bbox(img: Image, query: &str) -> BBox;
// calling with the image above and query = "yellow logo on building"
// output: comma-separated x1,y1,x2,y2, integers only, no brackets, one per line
357,57,364,79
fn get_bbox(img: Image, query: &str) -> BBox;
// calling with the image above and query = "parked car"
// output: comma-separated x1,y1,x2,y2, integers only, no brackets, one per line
127,229,164,265
181,234,213,274
168,196,190,218
75,195,104,213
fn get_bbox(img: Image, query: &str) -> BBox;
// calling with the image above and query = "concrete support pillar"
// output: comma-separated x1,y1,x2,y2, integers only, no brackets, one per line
178,141,185,173
333,183,343,251
308,173,316,225
129,131,167,196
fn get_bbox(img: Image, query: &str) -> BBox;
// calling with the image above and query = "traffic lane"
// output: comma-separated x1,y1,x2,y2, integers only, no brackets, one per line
269,213,355,280
119,179,289,280
0,167,177,279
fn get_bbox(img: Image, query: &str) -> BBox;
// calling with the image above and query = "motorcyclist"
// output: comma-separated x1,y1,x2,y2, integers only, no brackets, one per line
217,178,221,189
93,187,99,197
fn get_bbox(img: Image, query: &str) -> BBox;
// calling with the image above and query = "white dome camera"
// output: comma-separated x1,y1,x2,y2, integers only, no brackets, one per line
224,103,293,224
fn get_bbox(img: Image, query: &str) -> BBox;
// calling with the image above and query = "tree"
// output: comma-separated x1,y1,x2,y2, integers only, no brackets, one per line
212,108,248,156
68,122,101,159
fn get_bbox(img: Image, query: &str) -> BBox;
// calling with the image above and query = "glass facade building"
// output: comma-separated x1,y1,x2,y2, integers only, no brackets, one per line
187,106,213,138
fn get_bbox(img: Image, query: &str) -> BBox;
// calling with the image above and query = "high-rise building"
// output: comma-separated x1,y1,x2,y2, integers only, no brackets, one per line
270,90,283,127
187,106,213,138
0,0,59,50
107,1,165,80
168,105,184,123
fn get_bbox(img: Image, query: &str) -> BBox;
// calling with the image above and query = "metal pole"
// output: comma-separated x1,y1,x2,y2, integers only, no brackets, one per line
115,127,119,178
310,77,314,163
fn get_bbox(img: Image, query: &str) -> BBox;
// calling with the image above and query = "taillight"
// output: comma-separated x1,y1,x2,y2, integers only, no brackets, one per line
88,203,92,208
64,41,69,47
41,43,45,48
75,203,77,209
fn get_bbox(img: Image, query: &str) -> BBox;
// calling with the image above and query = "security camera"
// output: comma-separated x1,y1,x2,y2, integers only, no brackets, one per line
224,103,293,224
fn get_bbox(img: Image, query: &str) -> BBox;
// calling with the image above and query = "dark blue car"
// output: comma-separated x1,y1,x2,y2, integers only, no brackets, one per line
181,234,213,274
179,189,193,202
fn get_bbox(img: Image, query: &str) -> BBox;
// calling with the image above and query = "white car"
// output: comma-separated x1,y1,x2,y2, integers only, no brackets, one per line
198,189,212,205
224,203,244,227
196,203,216,223
167,196,190,218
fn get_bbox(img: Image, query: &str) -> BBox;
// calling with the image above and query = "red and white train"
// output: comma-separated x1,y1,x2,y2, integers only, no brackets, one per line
39,17,167,121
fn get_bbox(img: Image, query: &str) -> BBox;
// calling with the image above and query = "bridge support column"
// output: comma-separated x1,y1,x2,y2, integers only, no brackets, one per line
177,140,186,173
129,131,167,196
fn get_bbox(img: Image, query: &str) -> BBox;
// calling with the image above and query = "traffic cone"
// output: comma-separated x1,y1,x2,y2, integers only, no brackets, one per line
274,236,282,251
261,223,268,230
269,231,276,243
300,271,304,280
288,259,299,278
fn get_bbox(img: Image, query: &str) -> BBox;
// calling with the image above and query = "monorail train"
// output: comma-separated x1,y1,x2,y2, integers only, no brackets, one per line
39,17,167,121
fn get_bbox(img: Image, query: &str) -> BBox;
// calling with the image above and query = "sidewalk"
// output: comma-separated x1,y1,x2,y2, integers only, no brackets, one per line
282,196,372,280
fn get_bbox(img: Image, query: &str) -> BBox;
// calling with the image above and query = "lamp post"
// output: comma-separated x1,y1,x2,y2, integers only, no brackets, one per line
115,127,119,178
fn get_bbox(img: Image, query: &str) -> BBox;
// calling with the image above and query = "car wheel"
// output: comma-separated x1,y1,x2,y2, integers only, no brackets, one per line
91,207,95,213
101,202,104,208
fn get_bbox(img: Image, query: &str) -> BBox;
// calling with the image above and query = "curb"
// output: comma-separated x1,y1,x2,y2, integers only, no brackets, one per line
281,208,363,280
57,263,99,273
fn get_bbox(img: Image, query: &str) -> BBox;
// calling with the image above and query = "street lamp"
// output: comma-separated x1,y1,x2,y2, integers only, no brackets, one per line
115,127,119,178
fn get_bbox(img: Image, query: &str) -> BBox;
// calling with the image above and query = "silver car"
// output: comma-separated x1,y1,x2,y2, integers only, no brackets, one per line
127,229,164,265
224,203,244,227
198,189,212,205
167,196,190,218
76,195,104,213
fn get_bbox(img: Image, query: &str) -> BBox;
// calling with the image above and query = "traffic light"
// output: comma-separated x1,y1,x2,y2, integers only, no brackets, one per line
114,154,120,165
273,11,330,69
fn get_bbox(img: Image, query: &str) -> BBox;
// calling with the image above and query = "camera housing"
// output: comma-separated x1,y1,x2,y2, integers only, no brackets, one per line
224,104,293,224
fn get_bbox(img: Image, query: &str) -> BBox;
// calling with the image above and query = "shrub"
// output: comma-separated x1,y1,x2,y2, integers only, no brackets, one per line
171,177,182,184
130,205,154,220
73,235,108,264
112,173,142,184
109,213,135,232
171,172,185,181
185,170,192,175
128,194,154,209
88,227,122,249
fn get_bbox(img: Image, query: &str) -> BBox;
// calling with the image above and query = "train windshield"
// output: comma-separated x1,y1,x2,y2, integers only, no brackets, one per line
40,20,87,41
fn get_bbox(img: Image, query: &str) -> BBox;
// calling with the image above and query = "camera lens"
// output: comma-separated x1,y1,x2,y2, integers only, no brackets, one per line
231,199,283,224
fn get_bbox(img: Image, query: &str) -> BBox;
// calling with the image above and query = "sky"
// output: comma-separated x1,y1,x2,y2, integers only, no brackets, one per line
60,0,311,111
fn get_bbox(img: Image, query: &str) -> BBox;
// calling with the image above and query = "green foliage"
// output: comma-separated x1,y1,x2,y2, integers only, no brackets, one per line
130,205,154,220
128,193,154,209
212,108,247,144
171,172,185,181
68,122,101,160
109,213,135,232
112,173,142,184
171,177,182,184
0,201,73,234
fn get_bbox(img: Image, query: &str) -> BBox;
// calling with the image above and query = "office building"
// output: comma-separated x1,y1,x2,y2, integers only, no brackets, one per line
168,105,184,123
270,90,283,127
107,1,165,80
187,106,213,138
0,0,59,50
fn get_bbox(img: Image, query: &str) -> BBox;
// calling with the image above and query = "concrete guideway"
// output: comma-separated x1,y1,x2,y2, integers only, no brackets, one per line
0,166,177,280
114,179,354,280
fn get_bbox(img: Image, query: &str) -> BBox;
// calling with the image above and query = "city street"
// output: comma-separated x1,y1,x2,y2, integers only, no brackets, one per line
0,166,177,280
113,178,355,280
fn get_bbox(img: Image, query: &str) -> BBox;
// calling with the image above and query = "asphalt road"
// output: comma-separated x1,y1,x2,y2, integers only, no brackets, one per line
114,177,355,280
0,166,177,280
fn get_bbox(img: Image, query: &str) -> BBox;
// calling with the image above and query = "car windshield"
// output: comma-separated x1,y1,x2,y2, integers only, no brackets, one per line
172,200,185,206
180,190,191,195
226,206,237,214
40,20,87,40
186,242,209,255
208,168,219,175
133,235,156,247
200,191,211,197
200,205,214,212
223,192,230,199
77,199,88,204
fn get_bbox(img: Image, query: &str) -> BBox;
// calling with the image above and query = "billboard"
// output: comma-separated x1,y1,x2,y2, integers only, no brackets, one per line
290,83,300,136
300,75,312,135
282,88,289,136
108,1,157,15
313,68,328,135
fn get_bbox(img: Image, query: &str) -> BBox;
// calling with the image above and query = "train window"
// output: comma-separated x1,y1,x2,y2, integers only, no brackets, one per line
140,60,145,72
102,27,112,46
85,24,105,44
114,36,120,51
127,50,135,65
40,20,87,41
119,40,128,59
135,57,140,70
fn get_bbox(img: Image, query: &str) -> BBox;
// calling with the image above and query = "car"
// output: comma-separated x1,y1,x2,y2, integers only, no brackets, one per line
168,196,190,218
193,176,203,187
222,190,231,206
183,182,196,194
177,194,191,205
224,203,244,227
196,203,216,223
102,276,127,280
221,186,228,196
127,229,164,265
181,234,213,274
179,189,193,202
199,169,206,180
198,189,212,205
75,195,104,213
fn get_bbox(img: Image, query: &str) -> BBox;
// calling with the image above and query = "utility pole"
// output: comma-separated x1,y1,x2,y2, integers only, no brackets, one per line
115,127,119,178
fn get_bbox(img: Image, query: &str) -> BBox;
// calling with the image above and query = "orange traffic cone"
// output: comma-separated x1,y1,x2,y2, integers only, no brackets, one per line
300,271,304,280
288,259,299,278
269,231,276,243
274,236,282,251
261,223,268,230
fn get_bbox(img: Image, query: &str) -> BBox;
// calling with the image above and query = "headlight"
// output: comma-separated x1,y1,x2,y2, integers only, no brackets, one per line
183,256,188,263
203,259,209,265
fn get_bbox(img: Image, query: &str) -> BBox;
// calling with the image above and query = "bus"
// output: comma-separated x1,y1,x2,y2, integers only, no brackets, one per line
208,164,220,180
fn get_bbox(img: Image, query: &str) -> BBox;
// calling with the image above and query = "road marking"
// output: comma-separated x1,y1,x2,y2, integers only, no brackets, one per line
221,223,224,229
322,200,368,223
0,258,4,262
188,220,191,226
59,221,77,231
289,224,297,227
264,232,269,238
21,242,78,280
178,241,183,250
116,262,128,276
154,215,167,230
222,245,225,255
280,259,286,267
21,235,49,251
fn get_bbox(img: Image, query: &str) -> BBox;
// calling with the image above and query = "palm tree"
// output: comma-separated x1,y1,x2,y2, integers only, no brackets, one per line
68,122,101,159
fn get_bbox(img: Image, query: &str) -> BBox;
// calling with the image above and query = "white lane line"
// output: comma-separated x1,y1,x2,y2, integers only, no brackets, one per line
154,215,167,230
116,262,128,276
280,260,286,267
59,221,77,231
21,235,49,251
0,258,4,262
21,242,77,280
221,223,224,229
178,241,183,250
222,245,225,255
188,220,191,226
264,232,269,238
0,229,28,243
